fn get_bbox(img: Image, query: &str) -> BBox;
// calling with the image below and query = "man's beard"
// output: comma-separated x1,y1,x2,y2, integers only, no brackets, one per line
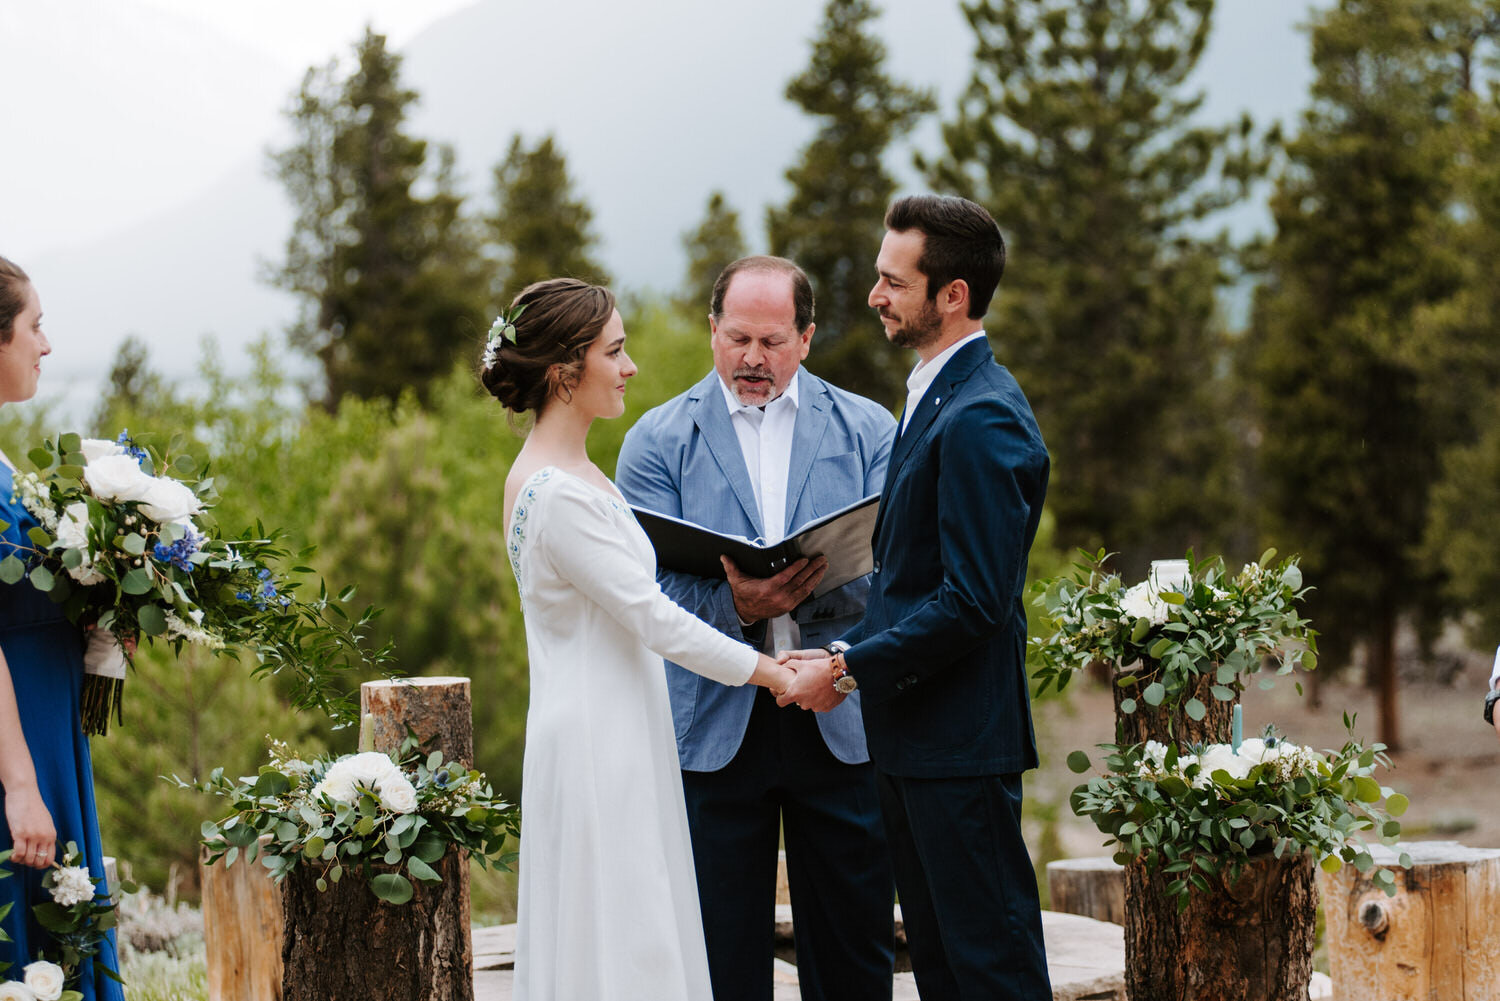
887,299,942,350
732,365,778,405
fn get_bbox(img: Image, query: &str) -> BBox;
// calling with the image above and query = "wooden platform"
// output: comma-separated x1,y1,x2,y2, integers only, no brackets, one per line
473,908,1127,1000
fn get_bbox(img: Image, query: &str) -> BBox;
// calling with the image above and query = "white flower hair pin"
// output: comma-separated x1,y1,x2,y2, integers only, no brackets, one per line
483,302,529,371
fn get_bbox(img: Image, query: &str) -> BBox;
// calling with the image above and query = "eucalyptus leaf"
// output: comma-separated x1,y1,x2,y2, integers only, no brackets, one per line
370,873,414,904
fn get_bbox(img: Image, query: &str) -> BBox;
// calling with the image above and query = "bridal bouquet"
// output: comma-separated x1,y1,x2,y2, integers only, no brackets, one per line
5,430,390,734
0,844,133,999
1067,720,1410,906
182,736,519,904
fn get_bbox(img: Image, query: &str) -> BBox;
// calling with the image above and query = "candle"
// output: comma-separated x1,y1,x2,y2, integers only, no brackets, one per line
1232,704,1242,753
359,713,375,752
1150,559,1191,594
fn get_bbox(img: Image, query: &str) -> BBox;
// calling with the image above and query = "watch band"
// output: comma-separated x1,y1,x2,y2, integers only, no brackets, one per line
1484,688,1500,725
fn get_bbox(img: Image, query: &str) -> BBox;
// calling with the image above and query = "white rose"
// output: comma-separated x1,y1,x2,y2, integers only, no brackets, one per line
79,438,125,463
55,502,91,553
83,454,154,503
0,981,38,1001
1195,744,1253,787
1119,582,1169,625
22,961,65,1001
48,865,97,907
1236,738,1268,765
312,752,403,804
377,774,419,814
137,476,202,525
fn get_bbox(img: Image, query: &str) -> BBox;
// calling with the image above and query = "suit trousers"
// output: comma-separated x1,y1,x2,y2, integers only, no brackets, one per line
876,770,1051,1001
682,687,895,1001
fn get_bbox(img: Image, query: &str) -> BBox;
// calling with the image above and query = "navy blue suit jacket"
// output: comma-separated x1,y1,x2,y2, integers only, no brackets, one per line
844,338,1048,778
617,370,896,771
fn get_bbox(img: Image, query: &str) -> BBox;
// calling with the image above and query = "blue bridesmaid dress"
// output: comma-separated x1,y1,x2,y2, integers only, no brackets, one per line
0,464,124,999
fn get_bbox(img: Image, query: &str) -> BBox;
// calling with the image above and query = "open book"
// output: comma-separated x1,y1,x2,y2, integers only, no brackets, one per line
630,493,881,598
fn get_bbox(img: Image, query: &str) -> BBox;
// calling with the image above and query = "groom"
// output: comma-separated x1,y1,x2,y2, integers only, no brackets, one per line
617,255,896,1001
777,195,1053,999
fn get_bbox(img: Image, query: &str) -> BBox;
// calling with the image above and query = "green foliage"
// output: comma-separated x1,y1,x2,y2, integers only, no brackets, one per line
925,0,1270,572
1070,723,1409,907
269,28,489,406
679,191,747,317
487,134,610,307
184,735,517,906
91,337,167,434
1030,550,1315,709
1425,389,1500,643
767,0,933,408
1247,0,1500,734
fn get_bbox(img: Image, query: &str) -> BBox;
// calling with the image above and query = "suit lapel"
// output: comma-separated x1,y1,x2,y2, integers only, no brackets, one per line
689,375,765,538
783,374,831,534
872,339,993,543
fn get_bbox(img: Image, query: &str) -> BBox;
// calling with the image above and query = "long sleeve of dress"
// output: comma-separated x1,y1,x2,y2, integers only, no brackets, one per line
534,477,757,688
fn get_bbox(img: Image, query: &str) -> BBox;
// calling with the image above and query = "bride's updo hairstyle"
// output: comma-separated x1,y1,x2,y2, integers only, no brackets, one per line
480,278,617,414
0,255,32,345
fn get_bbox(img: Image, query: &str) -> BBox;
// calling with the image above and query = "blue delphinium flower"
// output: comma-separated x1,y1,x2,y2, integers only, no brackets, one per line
115,429,149,464
239,568,287,610
152,528,203,572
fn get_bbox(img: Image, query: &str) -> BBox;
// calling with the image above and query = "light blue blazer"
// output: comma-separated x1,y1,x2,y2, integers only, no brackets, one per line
616,369,896,771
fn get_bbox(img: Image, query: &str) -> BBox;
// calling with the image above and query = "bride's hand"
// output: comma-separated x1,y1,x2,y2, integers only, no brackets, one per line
775,648,823,665
749,655,796,696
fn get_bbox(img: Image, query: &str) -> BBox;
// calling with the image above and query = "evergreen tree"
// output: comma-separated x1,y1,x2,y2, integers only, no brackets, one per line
269,28,487,406
1249,0,1496,747
766,0,933,406
487,134,610,307
91,335,168,432
923,0,1268,572
679,190,747,317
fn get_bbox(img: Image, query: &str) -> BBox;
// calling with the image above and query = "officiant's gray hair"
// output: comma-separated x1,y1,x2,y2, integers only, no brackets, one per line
0,255,31,345
710,256,814,333
481,277,617,415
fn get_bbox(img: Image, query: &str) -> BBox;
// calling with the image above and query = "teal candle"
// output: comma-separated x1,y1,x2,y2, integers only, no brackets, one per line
1232,704,1242,753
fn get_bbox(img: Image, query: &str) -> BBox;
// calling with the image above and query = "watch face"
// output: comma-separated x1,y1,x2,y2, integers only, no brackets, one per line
835,675,858,694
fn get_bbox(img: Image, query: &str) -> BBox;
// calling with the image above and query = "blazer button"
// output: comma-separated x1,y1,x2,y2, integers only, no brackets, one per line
873,560,881,573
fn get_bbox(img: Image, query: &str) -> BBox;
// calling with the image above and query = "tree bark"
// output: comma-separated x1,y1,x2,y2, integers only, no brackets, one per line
360,676,474,767
1123,851,1316,1001
202,840,283,1001
1373,609,1400,750
1112,660,1235,748
280,851,471,1001
1047,856,1126,926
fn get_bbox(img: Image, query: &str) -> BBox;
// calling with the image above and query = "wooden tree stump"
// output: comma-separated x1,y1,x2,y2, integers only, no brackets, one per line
278,677,475,1001
201,839,283,1001
1047,856,1125,926
361,676,474,767
1319,841,1500,1000
1124,850,1316,1001
1112,659,1236,748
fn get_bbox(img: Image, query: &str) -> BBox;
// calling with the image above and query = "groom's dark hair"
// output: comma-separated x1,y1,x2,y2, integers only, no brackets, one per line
884,196,1005,319
710,256,815,333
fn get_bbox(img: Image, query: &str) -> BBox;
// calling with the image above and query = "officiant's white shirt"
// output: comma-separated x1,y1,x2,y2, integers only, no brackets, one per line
719,369,801,654
901,329,988,433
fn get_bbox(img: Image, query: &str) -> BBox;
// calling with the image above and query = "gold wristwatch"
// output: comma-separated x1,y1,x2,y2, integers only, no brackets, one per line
825,641,856,694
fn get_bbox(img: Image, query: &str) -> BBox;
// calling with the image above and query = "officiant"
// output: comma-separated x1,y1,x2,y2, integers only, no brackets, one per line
617,256,897,1001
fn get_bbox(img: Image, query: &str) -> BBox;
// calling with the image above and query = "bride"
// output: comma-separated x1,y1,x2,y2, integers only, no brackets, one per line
485,278,796,1001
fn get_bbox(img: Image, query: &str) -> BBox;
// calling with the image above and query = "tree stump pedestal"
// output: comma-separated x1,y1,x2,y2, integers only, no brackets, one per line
1123,843,1316,1001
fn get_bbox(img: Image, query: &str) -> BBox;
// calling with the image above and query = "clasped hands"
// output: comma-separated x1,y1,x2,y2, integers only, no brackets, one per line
769,648,847,713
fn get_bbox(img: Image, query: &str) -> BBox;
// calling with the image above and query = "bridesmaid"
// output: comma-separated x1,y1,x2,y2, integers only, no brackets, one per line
0,256,125,1000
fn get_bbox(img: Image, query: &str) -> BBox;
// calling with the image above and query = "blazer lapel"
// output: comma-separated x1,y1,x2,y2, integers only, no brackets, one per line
783,374,831,534
689,376,765,538
872,339,993,542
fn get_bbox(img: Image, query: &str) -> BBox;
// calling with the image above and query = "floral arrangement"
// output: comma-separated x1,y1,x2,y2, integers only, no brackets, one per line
1068,720,1410,907
4,430,391,733
0,844,134,999
181,736,519,905
480,302,527,371
1029,550,1317,719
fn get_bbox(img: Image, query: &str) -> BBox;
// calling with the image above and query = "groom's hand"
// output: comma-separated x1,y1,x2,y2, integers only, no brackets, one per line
721,554,827,623
775,654,846,713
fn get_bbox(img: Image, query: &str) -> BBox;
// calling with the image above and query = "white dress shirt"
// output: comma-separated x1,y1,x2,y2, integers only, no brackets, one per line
1489,643,1500,691
718,370,802,654
901,330,988,433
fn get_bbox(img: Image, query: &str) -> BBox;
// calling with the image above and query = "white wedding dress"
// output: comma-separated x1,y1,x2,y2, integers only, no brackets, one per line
507,467,757,1001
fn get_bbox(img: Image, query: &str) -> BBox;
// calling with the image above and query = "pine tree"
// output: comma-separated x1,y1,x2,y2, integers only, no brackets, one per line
766,0,933,406
91,335,168,432
923,0,1269,572
269,28,487,406
487,134,610,307
680,191,747,318
1250,0,1496,747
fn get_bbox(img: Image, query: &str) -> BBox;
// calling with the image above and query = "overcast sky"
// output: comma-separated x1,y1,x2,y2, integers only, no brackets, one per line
1,0,1329,422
